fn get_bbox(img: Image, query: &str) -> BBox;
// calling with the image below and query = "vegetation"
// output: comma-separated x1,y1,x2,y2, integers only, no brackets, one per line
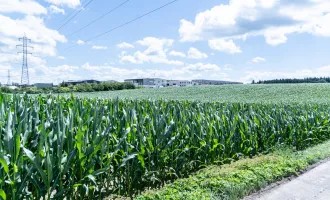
0,82,135,94
69,83,330,104
253,77,330,84
137,140,330,200
1,93,330,199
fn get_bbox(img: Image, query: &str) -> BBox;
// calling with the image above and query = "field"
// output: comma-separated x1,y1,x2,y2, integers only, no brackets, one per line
1,84,330,199
69,84,330,104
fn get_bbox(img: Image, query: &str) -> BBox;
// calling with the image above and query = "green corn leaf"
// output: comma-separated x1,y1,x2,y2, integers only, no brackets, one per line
23,148,48,186
0,156,9,174
0,189,6,200
119,153,138,168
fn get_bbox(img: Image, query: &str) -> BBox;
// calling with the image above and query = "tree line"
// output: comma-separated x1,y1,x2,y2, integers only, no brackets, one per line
252,77,330,84
0,82,135,94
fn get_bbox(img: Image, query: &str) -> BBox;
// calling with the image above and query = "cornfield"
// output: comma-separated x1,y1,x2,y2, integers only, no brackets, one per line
1,93,330,199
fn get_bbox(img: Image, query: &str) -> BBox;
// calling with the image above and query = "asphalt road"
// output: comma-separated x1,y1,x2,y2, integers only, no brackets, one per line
247,160,330,200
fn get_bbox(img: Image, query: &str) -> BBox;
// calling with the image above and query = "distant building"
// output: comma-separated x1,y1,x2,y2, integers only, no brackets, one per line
62,80,101,86
124,78,167,88
192,79,243,85
8,86,18,89
33,83,54,88
167,80,199,87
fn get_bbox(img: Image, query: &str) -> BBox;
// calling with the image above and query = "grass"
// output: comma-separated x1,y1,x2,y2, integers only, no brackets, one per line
67,84,330,104
135,140,330,200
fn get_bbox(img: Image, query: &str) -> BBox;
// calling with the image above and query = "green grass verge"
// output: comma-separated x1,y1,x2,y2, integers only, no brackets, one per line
135,141,330,200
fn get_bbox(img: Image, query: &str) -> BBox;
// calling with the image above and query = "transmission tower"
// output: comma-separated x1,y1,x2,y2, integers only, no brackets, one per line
17,34,33,86
7,70,11,86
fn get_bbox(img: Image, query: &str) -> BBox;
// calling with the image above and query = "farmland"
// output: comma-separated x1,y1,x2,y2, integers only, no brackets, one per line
1,85,330,199
70,83,330,104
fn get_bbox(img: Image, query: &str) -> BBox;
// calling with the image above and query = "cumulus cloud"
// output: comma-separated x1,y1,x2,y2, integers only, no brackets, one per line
92,45,108,50
49,5,65,15
251,57,266,63
187,47,208,59
208,39,242,54
119,37,184,66
242,65,330,83
0,15,66,57
179,0,279,42
77,62,226,82
77,40,85,45
45,0,81,8
57,56,66,60
169,51,186,58
183,63,221,72
0,0,47,15
179,0,330,47
117,42,134,49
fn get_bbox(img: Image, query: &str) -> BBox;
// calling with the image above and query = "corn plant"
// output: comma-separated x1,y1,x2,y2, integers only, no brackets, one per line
0,93,330,199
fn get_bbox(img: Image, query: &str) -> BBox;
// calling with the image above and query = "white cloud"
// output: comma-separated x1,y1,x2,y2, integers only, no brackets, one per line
57,56,66,60
169,51,186,58
53,64,79,73
187,47,208,59
0,60,228,85
0,0,47,15
179,0,330,47
120,37,184,66
82,62,113,70
77,40,85,45
0,15,66,57
179,0,279,42
184,63,221,72
77,62,227,82
92,45,108,50
117,42,134,49
120,55,137,64
45,0,81,8
209,39,242,54
49,5,65,15
136,37,173,55
251,57,266,63
242,65,330,83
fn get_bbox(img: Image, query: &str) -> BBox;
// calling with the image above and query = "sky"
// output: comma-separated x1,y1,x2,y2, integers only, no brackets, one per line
0,0,330,84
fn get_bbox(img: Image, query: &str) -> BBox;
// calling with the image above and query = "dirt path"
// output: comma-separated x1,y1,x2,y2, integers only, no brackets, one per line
246,160,330,200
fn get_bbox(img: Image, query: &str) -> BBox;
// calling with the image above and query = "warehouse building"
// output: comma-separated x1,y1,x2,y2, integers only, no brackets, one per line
61,80,101,86
167,80,199,87
192,79,243,85
125,78,242,88
124,78,167,88
33,83,54,88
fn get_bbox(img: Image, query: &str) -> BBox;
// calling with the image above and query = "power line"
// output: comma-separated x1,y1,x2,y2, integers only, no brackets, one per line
67,0,131,37
64,0,179,51
42,2,53,22
57,0,95,31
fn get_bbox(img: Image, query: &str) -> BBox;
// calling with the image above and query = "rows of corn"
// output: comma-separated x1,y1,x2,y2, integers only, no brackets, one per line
1,93,330,199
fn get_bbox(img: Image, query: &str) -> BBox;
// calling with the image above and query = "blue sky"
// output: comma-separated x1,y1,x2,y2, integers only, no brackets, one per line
1,0,330,84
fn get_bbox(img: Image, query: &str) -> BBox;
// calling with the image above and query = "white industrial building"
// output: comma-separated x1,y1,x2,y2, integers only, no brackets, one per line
124,78,167,88
124,78,242,88
167,80,199,87
192,79,242,85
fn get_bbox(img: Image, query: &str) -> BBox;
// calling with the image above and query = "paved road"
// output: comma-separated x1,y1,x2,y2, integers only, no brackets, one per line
247,160,330,200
